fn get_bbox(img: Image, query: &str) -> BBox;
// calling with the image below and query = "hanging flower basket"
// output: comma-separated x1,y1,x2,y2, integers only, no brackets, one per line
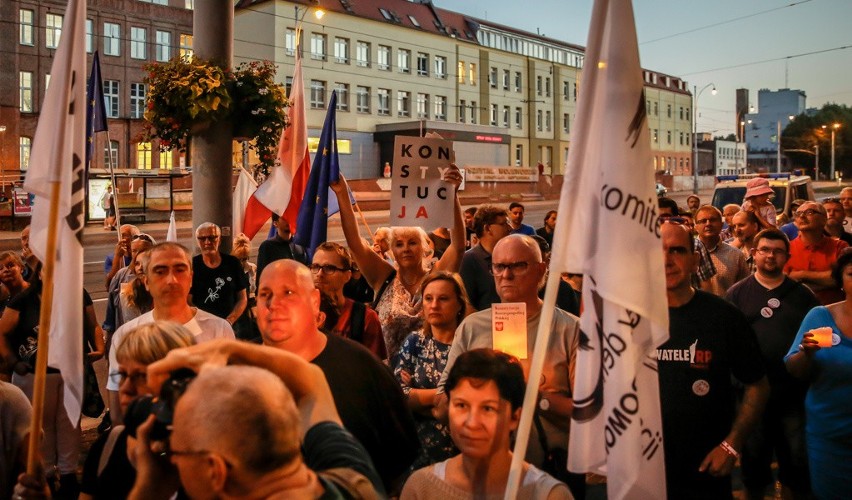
140,57,289,174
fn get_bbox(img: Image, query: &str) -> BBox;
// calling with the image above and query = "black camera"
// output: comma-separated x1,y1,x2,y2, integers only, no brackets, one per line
123,368,196,441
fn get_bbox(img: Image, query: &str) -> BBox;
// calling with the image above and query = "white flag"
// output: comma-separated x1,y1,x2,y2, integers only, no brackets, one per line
551,0,669,498
23,0,87,423
232,167,258,236
167,211,178,242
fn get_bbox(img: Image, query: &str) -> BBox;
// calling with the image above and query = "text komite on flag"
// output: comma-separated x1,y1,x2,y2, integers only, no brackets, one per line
23,0,87,424
549,0,670,498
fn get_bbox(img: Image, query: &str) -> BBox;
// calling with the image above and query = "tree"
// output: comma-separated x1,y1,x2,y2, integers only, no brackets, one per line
783,104,851,178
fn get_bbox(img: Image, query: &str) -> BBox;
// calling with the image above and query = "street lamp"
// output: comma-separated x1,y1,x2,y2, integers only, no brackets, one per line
294,1,325,57
823,123,841,180
693,83,716,193
738,119,751,174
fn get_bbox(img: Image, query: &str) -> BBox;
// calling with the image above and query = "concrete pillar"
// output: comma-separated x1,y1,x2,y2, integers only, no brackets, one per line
191,4,233,253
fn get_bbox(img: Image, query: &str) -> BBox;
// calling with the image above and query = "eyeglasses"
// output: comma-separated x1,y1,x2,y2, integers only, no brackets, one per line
310,264,348,275
133,233,154,243
490,261,530,276
794,209,824,218
109,371,147,387
694,218,720,225
755,247,787,257
197,235,219,242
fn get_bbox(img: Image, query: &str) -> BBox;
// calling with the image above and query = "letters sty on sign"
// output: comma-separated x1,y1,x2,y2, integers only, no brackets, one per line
390,136,455,231
492,302,527,359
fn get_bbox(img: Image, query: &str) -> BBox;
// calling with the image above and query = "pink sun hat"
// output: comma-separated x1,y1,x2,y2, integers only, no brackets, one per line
744,178,773,199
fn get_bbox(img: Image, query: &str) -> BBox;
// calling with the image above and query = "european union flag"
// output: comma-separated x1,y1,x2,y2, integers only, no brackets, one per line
86,51,108,166
294,91,339,256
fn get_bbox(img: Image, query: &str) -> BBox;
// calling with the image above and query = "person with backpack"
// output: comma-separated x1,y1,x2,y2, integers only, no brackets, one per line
311,242,386,360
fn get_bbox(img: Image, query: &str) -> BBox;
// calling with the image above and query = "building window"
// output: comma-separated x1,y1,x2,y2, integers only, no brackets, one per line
490,104,498,126
285,28,297,56
311,34,326,61
416,93,429,119
546,111,551,131
667,104,671,118
130,83,146,119
86,19,93,53
156,30,171,61
416,52,429,76
285,76,292,96
131,27,146,59
653,129,658,143
356,86,370,113
545,77,551,97
470,101,477,124
574,83,578,101
502,70,510,91
310,80,326,109
185,0,194,8
19,137,32,170
459,99,466,123
666,130,671,144
563,113,570,133
435,96,446,121
679,131,684,145
377,88,390,115
457,61,465,83
686,134,690,146
563,81,570,100
377,45,391,71
686,108,690,121
489,67,497,88
334,83,349,111
398,49,411,74
104,80,120,117
46,13,63,49
537,110,543,131
397,91,410,117
435,56,447,78
653,102,658,116
679,107,684,120
333,37,349,63
515,144,523,166
104,140,119,166
44,74,51,91
20,9,34,46
536,76,542,96
179,34,193,59
515,107,522,129
19,72,33,112
468,63,478,85
502,106,510,128
137,142,152,169
356,41,370,67
103,22,120,56
514,71,522,92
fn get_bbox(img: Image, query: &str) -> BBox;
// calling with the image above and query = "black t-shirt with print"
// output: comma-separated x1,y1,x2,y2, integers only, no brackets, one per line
190,253,247,320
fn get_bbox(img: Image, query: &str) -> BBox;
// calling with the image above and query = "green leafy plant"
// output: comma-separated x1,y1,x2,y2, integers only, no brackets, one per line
231,60,289,175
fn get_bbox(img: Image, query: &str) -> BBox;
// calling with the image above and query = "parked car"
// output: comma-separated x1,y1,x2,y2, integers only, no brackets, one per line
655,183,668,197
711,173,814,224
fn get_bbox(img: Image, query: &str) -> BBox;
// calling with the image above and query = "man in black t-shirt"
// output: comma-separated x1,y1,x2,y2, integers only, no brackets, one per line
659,223,769,499
190,222,248,324
255,215,308,288
255,259,419,494
725,229,818,499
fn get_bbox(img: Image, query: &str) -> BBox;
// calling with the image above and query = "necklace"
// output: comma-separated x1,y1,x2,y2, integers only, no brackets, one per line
399,270,423,287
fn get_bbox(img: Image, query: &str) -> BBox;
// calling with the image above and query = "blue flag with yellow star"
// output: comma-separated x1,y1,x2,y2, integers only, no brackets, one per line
86,51,108,166
294,91,339,255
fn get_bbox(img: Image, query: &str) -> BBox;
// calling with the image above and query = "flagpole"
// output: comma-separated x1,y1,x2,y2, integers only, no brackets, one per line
352,201,373,239
105,129,121,241
26,182,61,475
504,268,561,499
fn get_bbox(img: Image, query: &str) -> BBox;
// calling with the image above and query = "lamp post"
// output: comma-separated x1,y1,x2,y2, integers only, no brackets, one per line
815,143,819,180
294,1,325,57
823,123,841,180
693,83,716,193
0,125,6,191
738,119,751,174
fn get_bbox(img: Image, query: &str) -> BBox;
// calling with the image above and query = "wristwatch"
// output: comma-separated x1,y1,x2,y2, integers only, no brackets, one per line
538,395,551,412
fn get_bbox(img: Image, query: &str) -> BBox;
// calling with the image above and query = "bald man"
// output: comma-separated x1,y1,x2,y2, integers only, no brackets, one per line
255,259,418,493
658,223,768,499
839,186,852,234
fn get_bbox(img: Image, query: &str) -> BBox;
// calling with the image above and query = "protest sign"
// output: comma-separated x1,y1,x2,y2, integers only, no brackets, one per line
492,302,528,359
389,136,454,230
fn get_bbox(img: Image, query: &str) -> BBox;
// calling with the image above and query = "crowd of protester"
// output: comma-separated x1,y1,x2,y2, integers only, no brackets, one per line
2,175,852,499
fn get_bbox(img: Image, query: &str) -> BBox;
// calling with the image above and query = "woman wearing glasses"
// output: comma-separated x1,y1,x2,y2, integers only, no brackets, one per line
79,321,195,500
331,166,465,363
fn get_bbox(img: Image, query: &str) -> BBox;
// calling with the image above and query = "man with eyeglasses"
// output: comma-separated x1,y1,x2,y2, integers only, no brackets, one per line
438,234,583,498
255,215,308,289
658,197,717,287
254,259,419,494
311,242,386,359
105,233,156,335
658,222,768,499
104,224,140,289
107,243,234,424
725,229,818,499
190,223,248,326
459,205,512,311
695,206,749,297
785,201,848,304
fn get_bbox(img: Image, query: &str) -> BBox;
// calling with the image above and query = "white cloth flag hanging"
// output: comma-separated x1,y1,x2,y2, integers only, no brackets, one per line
549,0,670,498
22,0,87,423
